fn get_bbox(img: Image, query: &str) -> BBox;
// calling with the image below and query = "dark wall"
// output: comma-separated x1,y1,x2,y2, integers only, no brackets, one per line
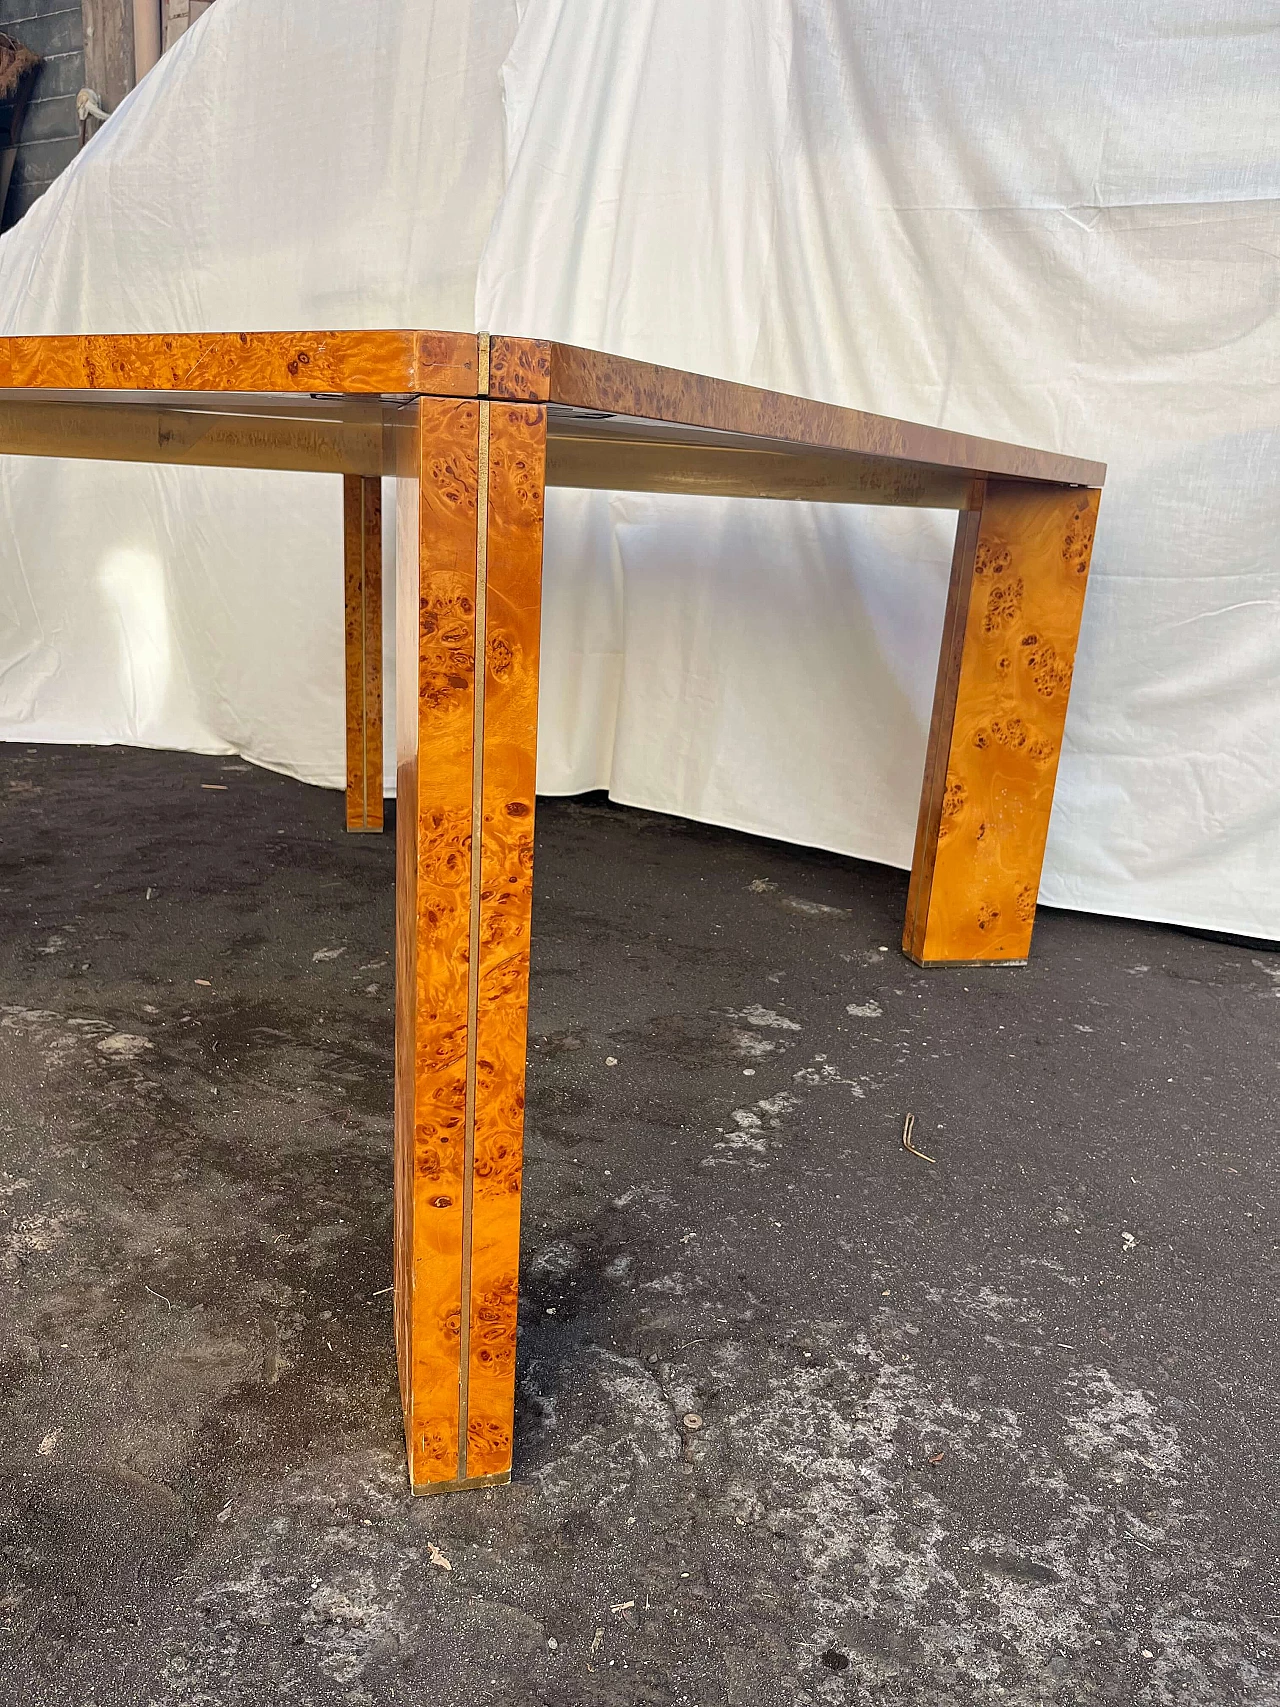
0,2,84,229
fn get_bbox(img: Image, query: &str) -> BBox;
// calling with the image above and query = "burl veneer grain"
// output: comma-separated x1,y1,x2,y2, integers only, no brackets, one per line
394,397,547,1494
343,474,384,833
394,398,482,1488
464,404,547,1479
904,481,1100,964
489,335,1105,489
0,330,478,396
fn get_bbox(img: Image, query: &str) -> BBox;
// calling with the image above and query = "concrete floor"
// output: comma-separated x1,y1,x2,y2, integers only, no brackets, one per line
0,744,1276,1707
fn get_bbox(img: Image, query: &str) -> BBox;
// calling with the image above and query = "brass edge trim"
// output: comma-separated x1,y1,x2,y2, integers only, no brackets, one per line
411,1469,511,1498
477,331,490,397
903,957,1030,970
459,398,491,1479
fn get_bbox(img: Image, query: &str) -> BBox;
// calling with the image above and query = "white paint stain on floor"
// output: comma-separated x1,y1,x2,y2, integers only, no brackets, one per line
555,1287,1274,1705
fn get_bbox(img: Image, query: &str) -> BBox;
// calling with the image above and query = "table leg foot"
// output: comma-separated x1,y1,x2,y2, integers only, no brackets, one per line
410,1470,512,1499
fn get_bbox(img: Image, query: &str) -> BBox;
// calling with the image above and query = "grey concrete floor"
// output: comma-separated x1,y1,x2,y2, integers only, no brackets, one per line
0,744,1276,1707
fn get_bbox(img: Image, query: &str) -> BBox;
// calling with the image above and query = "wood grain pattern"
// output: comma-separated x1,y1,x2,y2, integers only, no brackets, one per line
465,404,547,1480
902,487,985,954
344,475,384,833
904,481,1100,964
0,396,385,474
82,0,135,117
488,336,552,405
394,399,547,1494
545,416,973,508
0,330,478,397
490,336,1106,489
394,399,549,1495
0,330,1103,493
394,398,481,1489
413,332,482,398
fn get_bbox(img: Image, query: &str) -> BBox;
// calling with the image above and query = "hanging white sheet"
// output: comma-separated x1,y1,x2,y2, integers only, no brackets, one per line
1,0,1276,939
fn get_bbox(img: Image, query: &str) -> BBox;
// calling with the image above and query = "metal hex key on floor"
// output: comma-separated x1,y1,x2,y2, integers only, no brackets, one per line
0,327,1104,1493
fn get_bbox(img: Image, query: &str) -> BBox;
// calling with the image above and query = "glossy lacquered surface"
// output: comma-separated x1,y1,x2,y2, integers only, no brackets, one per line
0,330,479,395
0,331,1104,491
904,482,1100,964
0,329,1104,1493
390,398,547,1493
395,398,481,1488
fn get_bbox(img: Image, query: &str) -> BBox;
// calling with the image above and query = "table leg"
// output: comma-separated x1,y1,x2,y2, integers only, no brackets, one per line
344,473,384,832
904,479,1100,966
392,396,547,1494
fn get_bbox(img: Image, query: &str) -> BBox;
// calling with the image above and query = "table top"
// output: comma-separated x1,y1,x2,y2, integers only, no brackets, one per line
0,331,1105,503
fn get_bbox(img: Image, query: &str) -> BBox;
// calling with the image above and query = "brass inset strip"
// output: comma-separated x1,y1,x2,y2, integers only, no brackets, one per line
477,331,491,397
458,398,491,1477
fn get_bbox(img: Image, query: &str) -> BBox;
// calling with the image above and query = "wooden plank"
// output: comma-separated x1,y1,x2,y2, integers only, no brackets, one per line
0,330,479,396
903,480,1100,964
0,394,385,473
490,334,1106,489
164,0,211,47
465,401,546,1479
133,0,161,80
81,0,134,117
160,0,188,51
343,474,383,833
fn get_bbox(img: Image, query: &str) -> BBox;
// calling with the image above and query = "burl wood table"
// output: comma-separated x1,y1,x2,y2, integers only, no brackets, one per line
0,331,1104,1493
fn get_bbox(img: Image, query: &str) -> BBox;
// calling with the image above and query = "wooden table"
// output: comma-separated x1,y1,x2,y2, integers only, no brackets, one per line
0,330,1105,1493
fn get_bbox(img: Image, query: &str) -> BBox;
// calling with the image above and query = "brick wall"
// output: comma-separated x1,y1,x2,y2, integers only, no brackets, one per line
0,1,216,231
0,1,84,228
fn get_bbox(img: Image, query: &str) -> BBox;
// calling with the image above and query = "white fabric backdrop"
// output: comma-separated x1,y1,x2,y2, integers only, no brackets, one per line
1,0,1277,939
0,0,519,776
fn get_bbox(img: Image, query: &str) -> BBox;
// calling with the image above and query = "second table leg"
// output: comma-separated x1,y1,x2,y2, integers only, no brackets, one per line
903,478,1100,965
344,472,384,832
